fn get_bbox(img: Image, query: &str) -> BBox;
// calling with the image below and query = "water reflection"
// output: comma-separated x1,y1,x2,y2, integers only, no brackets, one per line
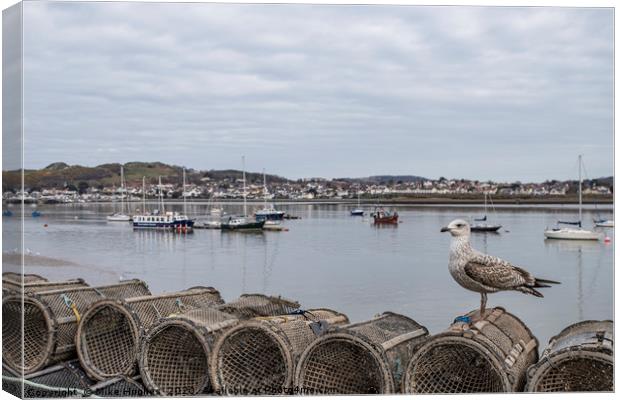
543,239,604,321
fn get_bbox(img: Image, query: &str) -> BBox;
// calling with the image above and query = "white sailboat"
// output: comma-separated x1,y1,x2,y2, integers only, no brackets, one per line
594,219,614,228
221,156,265,230
107,165,131,221
544,155,602,240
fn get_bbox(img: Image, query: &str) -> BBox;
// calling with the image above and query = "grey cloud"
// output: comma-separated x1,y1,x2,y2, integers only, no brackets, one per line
18,2,613,181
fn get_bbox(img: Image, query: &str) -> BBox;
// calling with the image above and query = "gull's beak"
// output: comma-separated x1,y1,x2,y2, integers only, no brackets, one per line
440,226,450,233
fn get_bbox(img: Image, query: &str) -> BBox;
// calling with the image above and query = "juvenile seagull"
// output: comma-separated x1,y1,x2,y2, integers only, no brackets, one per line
441,219,559,318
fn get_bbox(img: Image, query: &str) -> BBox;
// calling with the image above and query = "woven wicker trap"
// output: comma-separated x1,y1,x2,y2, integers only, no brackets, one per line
2,359,147,398
211,308,349,395
139,294,299,396
294,312,428,394
91,376,148,397
2,279,150,375
139,307,239,396
77,286,223,381
525,320,613,392
403,307,538,393
2,272,48,284
216,293,300,318
3,278,89,294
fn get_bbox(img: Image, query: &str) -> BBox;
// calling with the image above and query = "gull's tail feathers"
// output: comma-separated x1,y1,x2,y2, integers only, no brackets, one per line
534,277,561,288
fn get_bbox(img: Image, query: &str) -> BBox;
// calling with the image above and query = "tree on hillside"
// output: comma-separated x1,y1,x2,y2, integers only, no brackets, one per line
78,181,89,194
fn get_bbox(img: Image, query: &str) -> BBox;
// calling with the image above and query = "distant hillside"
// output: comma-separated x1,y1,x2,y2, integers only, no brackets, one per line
338,175,427,184
2,162,290,192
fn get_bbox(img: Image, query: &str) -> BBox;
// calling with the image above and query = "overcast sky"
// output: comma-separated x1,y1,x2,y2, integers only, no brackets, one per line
13,2,614,181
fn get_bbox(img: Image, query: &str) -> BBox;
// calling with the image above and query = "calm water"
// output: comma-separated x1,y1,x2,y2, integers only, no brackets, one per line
2,202,614,348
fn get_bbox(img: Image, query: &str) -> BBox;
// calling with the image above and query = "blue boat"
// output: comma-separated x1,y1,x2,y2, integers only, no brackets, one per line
350,193,364,216
2,210,13,217
31,211,41,218
255,207,286,221
255,170,285,221
132,211,194,231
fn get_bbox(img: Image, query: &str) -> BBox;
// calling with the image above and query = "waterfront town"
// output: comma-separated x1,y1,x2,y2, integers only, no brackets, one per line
2,164,612,204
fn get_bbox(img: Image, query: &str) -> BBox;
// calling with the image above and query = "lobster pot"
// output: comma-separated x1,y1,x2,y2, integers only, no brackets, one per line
91,376,148,397
2,279,150,375
212,309,349,395
1,360,95,398
139,307,239,396
2,272,48,284
526,320,613,392
139,295,302,396
2,364,19,398
25,360,95,391
294,312,427,394
403,307,538,394
216,293,300,318
3,278,89,294
77,286,223,381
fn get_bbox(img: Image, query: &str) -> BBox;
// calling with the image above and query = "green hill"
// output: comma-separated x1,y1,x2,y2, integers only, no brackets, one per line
2,162,290,192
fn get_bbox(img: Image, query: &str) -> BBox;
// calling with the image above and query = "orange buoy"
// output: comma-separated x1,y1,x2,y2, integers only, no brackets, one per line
604,236,611,244
43,224,48,228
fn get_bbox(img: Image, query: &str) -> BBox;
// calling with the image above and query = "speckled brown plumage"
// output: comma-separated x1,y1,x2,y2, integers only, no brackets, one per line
442,219,559,316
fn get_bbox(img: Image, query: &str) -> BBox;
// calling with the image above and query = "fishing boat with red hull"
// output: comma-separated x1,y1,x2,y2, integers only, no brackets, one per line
372,208,399,224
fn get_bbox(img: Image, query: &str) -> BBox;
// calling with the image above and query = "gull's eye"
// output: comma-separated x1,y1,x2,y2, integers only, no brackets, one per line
456,224,463,228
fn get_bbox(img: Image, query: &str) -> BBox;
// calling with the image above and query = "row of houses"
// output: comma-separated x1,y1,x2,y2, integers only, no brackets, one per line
3,177,612,203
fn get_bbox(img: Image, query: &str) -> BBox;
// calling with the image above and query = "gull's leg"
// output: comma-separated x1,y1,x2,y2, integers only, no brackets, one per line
480,293,487,318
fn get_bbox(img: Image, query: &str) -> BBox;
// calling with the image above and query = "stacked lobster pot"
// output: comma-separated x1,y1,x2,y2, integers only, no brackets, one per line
526,320,613,392
211,308,349,395
294,312,428,394
3,277,89,294
3,273,48,295
139,294,302,396
402,307,538,393
76,287,224,381
2,279,151,375
2,360,147,398
2,272,48,283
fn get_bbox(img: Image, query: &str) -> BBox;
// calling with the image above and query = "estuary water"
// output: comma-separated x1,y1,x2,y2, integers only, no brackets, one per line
2,202,613,348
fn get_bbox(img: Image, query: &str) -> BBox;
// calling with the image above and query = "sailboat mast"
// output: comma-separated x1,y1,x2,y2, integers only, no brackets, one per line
263,169,267,209
578,154,582,225
484,192,488,216
183,168,187,216
242,156,247,217
159,176,164,213
120,165,125,214
142,176,146,213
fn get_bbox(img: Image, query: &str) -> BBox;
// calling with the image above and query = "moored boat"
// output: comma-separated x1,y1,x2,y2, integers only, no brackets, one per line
255,207,286,221
221,216,265,231
543,227,602,240
107,165,131,222
255,170,285,221
372,207,398,224
544,155,600,241
132,211,194,231
470,193,501,232
350,192,364,216
132,176,194,231
594,219,614,228
222,156,265,231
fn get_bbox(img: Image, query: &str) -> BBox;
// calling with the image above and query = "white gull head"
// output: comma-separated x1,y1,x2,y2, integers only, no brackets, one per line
440,219,471,238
